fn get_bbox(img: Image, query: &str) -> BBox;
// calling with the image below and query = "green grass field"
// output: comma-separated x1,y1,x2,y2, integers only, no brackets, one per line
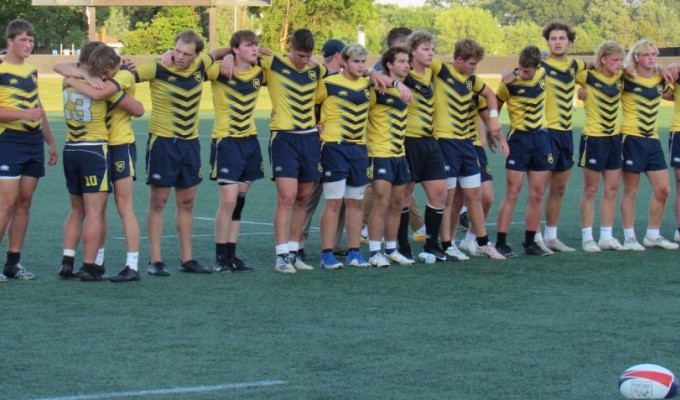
2,102,680,399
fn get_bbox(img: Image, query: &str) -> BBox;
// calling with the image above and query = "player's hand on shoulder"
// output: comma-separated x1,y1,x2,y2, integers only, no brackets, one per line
122,58,137,72
220,54,235,78
160,50,174,68
501,69,518,84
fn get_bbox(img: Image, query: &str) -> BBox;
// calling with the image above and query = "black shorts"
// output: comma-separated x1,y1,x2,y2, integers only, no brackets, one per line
404,136,446,182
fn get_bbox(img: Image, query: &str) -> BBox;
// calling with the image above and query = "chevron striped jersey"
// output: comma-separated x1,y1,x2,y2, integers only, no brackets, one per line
541,57,587,131
671,76,680,132
134,53,213,139
260,54,325,132
63,82,125,142
366,86,408,157
620,73,669,139
575,70,624,137
431,59,488,140
107,68,136,145
403,67,434,139
0,61,41,134
206,62,264,139
316,74,370,145
496,68,546,132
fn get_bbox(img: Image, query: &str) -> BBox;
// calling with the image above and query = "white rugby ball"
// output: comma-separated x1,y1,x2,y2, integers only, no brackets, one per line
619,364,678,399
417,252,436,264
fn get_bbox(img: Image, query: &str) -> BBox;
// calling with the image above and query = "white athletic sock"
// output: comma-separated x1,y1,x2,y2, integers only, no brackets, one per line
581,227,593,243
63,249,76,257
126,252,139,271
623,228,636,239
369,240,382,253
600,226,613,240
460,205,467,214
464,231,476,242
384,241,397,252
275,243,288,256
544,226,557,241
534,232,544,242
95,248,105,265
646,229,660,240
287,241,299,252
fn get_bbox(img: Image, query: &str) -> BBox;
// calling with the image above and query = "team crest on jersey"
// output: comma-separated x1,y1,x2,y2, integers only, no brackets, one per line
616,81,623,90
569,68,575,77
228,79,237,86
466,81,472,90
31,75,37,84
282,68,291,75
194,72,203,82
253,79,261,89
339,90,348,97
386,98,394,104
168,76,177,82
657,85,664,95
308,71,317,81
364,89,370,99
9,78,18,86
518,89,526,94
539,79,546,89
115,161,125,172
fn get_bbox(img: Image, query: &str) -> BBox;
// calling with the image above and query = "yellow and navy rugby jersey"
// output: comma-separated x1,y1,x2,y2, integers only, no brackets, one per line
470,94,487,147
206,62,264,139
497,68,546,132
316,74,370,144
541,57,587,131
63,82,125,142
260,54,325,132
402,67,435,138
671,76,680,132
0,61,41,133
620,73,668,139
135,53,213,139
575,69,624,137
366,85,408,157
107,68,136,145
431,59,487,140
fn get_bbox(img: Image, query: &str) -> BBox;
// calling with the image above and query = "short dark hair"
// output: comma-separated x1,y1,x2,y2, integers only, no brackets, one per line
290,28,314,53
381,46,408,75
6,19,34,40
88,45,121,77
542,20,576,43
175,30,205,54
79,41,106,64
386,27,412,47
454,38,484,61
519,45,542,69
230,30,258,50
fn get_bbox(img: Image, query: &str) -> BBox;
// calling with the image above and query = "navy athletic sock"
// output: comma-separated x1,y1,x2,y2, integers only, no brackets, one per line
425,204,444,247
5,251,20,266
226,242,236,258
397,208,409,248
524,231,536,245
476,235,489,247
496,232,507,247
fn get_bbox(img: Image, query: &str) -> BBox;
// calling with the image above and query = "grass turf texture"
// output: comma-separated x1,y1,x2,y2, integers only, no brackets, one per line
2,106,680,399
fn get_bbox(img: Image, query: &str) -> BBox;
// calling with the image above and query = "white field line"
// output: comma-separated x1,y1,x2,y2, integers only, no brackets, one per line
33,379,286,400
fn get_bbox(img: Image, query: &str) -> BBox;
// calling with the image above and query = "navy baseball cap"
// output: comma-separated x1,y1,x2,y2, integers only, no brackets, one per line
321,39,346,58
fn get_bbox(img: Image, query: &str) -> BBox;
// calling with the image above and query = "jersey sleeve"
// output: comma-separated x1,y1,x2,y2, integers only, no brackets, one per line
206,62,220,81
430,58,443,75
575,69,587,87
111,69,135,91
315,79,328,104
259,54,274,71
496,81,509,103
106,90,126,108
471,75,486,94
575,58,587,73
134,60,157,83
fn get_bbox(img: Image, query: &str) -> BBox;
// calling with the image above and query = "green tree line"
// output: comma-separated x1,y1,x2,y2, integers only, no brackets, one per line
1,0,679,56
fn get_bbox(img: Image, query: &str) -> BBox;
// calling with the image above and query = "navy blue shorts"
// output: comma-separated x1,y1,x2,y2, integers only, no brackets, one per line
622,135,667,172
109,143,137,182
63,142,111,194
438,138,480,178
320,142,370,186
578,135,622,171
145,135,202,188
210,136,264,184
547,128,574,171
0,129,45,178
404,136,446,182
505,129,555,172
370,157,411,185
269,131,321,182
669,131,680,168
476,146,492,182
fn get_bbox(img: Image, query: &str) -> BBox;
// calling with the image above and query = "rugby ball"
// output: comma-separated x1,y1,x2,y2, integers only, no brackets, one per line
619,364,678,399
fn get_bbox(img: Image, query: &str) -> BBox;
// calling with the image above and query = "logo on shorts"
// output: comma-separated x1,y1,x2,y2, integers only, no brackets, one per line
317,163,323,172
626,159,634,166
674,157,680,163
115,161,125,172
444,164,450,172
275,166,283,172
547,154,554,164
152,173,161,180
0,164,9,171
508,159,516,165
221,168,229,174
485,165,492,174
367,167,373,179
324,171,332,177
308,71,317,81
377,168,387,175
588,158,598,165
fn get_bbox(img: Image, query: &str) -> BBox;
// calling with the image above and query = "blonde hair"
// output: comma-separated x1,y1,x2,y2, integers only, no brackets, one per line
593,40,625,73
406,30,434,53
627,39,658,67
341,43,367,61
